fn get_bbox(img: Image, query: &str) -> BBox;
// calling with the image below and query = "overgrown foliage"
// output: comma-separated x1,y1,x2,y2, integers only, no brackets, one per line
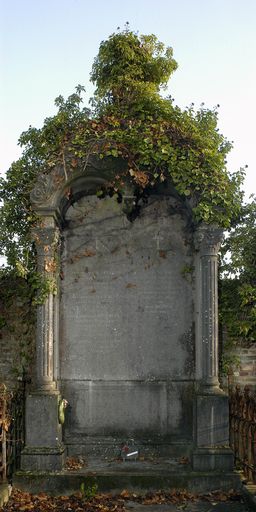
220,197,256,356
0,271,36,378
0,27,245,275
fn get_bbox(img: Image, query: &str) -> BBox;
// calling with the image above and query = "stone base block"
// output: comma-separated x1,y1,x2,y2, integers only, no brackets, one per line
25,391,63,447
195,391,230,447
192,447,234,471
21,391,66,471
21,445,66,471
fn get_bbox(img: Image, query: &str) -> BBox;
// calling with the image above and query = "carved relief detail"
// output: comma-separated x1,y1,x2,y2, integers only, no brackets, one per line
30,173,56,205
30,156,119,207
194,224,224,256
30,164,67,206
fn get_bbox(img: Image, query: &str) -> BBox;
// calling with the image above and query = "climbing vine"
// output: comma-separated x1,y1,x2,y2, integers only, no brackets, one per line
0,26,245,278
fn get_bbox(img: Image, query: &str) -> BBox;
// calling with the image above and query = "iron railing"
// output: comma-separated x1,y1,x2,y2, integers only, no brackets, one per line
0,380,26,482
6,382,26,479
229,385,256,483
0,384,11,482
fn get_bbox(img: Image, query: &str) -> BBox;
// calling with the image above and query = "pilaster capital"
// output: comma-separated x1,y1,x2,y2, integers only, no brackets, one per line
30,166,64,207
194,224,224,256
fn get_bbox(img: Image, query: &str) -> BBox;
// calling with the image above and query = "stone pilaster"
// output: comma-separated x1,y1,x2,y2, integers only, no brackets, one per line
33,219,60,391
193,224,233,471
195,224,223,392
21,216,65,471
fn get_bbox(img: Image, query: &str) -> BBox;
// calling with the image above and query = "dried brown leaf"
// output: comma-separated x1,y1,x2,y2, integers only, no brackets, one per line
84,249,96,257
44,258,57,273
120,489,131,498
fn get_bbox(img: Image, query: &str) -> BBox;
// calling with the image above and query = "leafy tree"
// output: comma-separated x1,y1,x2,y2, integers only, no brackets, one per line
220,197,256,351
0,87,89,272
0,26,245,276
90,26,178,112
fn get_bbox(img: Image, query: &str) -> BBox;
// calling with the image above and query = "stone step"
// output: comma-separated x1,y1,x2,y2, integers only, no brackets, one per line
14,465,242,496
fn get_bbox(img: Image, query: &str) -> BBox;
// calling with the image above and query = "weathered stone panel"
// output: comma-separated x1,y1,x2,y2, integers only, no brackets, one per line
60,195,194,446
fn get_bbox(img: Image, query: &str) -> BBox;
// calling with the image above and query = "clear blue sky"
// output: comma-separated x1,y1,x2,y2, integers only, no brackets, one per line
1,0,255,198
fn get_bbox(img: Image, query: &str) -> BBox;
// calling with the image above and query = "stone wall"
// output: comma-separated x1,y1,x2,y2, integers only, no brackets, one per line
0,277,35,388
228,345,256,390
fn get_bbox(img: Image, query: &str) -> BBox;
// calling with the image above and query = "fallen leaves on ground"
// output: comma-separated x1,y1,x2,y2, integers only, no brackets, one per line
201,489,242,503
1,489,125,512
0,488,244,512
64,456,86,471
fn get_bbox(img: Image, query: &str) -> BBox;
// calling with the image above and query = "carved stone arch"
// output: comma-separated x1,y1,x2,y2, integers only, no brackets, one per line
60,175,111,223
30,155,130,225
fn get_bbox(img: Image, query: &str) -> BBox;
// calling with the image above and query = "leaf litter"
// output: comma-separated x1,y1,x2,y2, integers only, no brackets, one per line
0,488,245,512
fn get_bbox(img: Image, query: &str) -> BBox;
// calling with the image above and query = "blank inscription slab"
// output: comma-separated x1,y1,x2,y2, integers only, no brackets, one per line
60,195,194,437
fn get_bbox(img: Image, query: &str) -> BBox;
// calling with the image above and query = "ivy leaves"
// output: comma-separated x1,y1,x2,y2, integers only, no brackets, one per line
0,28,245,273
90,30,178,110
220,198,256,347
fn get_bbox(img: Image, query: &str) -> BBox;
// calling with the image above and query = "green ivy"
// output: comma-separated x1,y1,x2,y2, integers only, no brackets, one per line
31,275,58,306
0,27,245,277
219,197,256,351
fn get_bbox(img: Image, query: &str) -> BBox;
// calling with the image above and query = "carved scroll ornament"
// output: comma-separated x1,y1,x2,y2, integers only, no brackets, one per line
194,224,224,256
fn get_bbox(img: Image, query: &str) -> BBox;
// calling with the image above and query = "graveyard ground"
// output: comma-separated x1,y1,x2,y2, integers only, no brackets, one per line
0,487,253,512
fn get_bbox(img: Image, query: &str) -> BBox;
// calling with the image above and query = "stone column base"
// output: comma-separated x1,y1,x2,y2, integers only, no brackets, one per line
195,391,230,446
21,390,66,471
193,390,234,471
21,445,66,471
193,447,234,471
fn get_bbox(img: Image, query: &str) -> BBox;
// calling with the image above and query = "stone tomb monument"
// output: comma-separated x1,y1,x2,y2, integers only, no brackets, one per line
21,158,233,474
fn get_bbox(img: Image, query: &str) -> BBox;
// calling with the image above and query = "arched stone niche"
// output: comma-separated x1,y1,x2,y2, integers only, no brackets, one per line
21,158,234,472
